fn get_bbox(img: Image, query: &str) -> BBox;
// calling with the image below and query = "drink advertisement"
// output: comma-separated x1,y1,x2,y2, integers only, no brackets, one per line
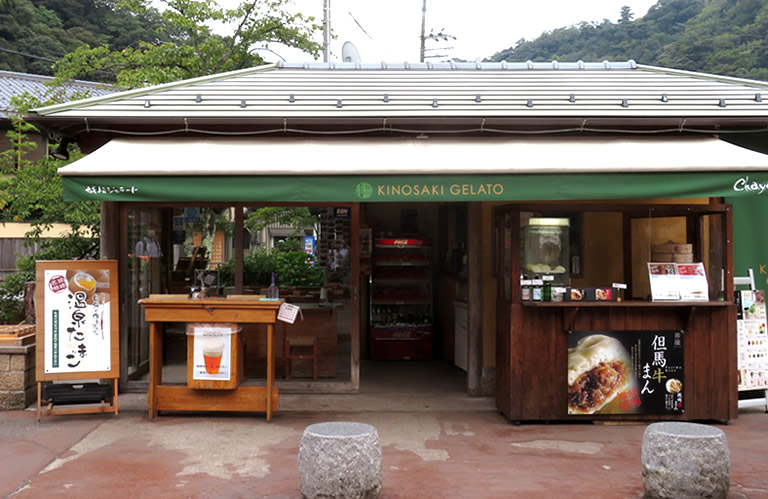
737,290,768,390
191,326,232,381
42,268,112,373
568,330,684,416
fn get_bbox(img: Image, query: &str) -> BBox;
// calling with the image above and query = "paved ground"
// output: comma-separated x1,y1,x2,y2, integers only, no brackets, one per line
1,393,767,499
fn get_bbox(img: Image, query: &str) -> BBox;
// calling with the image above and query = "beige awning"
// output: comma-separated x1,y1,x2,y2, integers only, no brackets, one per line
58,135,768,176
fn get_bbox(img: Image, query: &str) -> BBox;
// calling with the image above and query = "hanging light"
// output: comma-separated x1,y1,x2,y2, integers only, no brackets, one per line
50,138,72,161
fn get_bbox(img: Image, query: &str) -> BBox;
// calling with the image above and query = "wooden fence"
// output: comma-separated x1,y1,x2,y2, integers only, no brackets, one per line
0,238,40,283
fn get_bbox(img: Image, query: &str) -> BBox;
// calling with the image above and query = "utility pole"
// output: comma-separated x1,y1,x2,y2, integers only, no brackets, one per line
420,0,426,62
323,0,331,62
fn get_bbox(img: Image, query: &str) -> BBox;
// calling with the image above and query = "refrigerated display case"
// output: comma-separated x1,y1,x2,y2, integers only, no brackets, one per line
369,238,433,360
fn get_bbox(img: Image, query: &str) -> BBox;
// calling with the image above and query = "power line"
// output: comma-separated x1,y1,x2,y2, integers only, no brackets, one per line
0,45,117,78
0,45,59,63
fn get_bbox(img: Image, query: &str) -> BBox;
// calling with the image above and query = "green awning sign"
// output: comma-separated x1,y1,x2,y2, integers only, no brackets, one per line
62,172,768,203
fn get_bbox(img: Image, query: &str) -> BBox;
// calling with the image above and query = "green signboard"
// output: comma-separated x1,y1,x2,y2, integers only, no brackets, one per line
62,171,768,203
728,196,768,291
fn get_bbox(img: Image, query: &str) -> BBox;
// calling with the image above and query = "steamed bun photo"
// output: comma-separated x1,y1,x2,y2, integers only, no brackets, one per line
568,334,631,415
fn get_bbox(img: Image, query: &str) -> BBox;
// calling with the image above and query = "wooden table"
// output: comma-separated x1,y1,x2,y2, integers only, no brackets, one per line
139,295,282,421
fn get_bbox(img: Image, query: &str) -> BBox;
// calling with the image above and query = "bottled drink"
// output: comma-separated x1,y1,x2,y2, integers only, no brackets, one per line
542,279,552,302
266,272,279,299
532,275,543,301
521,275,531,301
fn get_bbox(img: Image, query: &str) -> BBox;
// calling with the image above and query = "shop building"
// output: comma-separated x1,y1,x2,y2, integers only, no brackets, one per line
26,61,768,422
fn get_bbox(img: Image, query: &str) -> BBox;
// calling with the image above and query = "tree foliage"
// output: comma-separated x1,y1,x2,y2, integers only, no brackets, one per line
489,0,768,81
0,91,100,324
53,0,322,88
0,0,163,77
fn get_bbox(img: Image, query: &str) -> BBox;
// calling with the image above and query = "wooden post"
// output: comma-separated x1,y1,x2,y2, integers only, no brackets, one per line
467,202,483,396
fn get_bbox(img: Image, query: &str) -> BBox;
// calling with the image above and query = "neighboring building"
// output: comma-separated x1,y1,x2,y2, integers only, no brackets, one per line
0,70,112,162
25,61,768,423
0,71,113,282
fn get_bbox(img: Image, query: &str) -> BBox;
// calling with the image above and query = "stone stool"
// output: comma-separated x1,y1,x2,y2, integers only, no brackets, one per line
299,422,382,499
642,422,730,499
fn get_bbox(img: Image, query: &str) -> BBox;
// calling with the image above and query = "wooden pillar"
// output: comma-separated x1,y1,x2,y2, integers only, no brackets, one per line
235,206,244,294
100,201,119,259
467,202,483,396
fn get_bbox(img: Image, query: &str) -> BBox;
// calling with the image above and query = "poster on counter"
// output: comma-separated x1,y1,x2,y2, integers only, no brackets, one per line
36,260,119,379
737,290,768,390
737,319,768,390
676,263,709,301
190,325,232,381
568,330,684,416
648,263,680,301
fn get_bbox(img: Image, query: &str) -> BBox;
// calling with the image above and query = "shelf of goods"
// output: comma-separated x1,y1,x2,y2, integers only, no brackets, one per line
370,238,433,360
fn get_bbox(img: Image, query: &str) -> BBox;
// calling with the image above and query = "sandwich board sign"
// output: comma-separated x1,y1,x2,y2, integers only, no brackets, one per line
35,260,120,419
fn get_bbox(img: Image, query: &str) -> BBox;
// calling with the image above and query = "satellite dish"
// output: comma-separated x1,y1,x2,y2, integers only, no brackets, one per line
342,41,361,63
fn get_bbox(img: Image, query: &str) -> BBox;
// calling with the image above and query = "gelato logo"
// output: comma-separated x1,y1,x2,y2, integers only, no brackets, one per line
733,176,768,195
355,182,373,199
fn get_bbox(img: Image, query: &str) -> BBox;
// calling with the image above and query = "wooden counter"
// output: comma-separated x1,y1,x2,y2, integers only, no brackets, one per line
139,294,282,420
496,300,738,422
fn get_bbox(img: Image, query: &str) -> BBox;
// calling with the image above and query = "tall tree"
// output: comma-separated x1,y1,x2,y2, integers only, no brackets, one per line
618,6,633,24
54,0,323,88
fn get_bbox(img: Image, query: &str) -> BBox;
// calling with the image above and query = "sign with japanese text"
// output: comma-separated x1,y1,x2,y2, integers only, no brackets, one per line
35,261,119,380
648,263,710,302
648,263,680,301
568,330,684,416
737,290,768,390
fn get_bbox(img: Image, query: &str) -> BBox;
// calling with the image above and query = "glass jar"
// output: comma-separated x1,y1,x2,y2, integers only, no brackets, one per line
523,218,570,286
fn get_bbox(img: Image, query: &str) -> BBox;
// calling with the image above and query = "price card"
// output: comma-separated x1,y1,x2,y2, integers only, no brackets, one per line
277,303,302,324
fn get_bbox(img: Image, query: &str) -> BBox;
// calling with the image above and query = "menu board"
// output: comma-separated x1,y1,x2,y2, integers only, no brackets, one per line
35,260,119,380
648,262,709,301
737,290,768,390
568,330,684,416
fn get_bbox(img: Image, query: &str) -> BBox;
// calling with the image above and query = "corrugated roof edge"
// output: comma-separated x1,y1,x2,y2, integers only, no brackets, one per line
27,60,639,116
636,63,768,90
29,60,768,116
275,60,637,70
29,63,279,116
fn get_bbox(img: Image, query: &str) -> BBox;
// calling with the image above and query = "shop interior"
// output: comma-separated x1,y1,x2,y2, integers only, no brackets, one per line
123,203,472,394
122,198,728,397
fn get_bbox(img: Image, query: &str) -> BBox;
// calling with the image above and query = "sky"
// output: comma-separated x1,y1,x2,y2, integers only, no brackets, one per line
199,0,660,63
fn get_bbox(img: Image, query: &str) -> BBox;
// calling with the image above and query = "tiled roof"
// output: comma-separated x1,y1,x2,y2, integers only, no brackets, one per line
1,70,112,119
27,61,768,127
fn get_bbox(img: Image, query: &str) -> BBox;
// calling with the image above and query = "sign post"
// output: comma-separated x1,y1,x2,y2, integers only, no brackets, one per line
35,260,120,419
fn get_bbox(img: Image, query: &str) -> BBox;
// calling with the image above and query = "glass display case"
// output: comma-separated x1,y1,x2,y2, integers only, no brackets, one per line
522,217,570,286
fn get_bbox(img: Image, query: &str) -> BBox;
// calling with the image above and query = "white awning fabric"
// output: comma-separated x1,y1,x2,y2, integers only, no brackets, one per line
58,135,768,176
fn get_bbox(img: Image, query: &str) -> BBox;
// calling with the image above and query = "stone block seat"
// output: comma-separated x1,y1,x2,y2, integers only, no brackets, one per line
299,421,382,499
642,421,730,499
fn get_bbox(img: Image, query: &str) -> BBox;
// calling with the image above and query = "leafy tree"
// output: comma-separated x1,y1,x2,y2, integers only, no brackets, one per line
53,0,323,88
0,91,100,324
619,6,633,24
245,207,317,239
0,0,164,76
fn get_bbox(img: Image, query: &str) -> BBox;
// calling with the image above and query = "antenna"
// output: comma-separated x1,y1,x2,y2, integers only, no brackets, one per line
342,42,361,63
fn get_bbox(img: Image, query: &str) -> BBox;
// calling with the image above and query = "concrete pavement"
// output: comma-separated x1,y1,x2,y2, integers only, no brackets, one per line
1,393,767,498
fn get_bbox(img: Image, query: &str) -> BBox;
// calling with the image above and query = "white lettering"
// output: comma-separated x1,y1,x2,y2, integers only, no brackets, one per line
734,176,768,195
